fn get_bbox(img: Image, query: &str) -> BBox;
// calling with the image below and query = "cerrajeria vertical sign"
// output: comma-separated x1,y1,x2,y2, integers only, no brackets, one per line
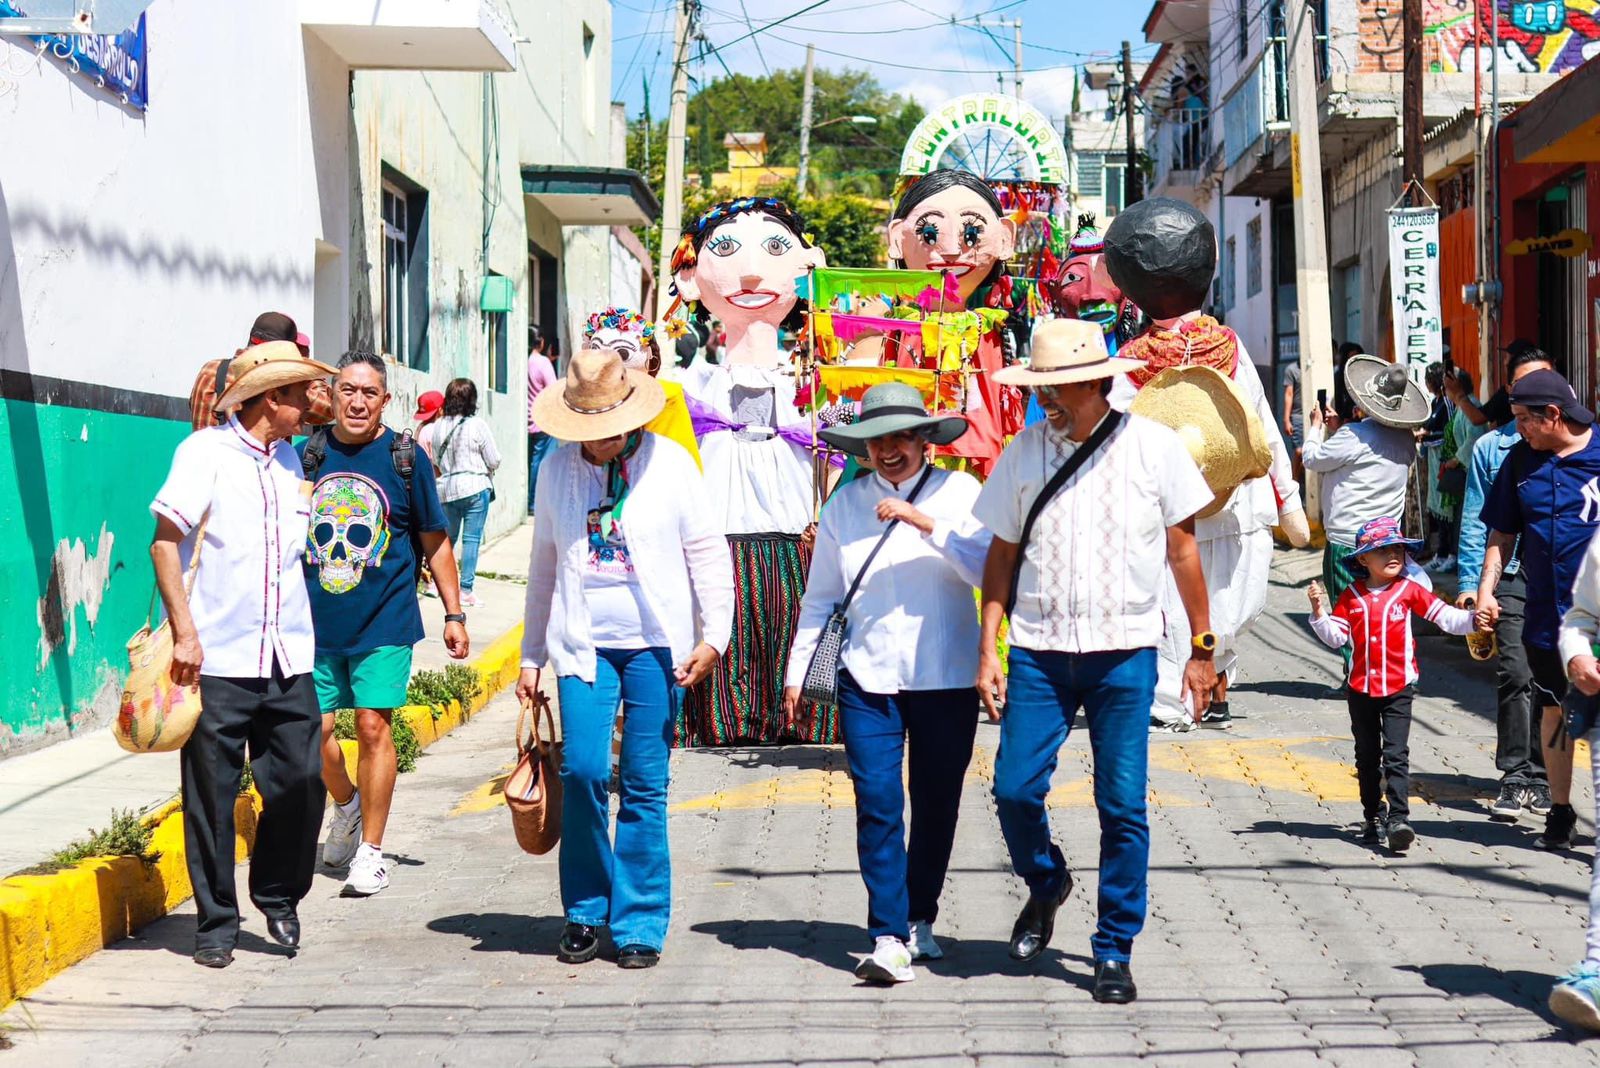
1386,206,1442,377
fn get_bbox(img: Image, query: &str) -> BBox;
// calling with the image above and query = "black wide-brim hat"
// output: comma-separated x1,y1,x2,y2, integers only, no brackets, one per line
1343,354,1431,429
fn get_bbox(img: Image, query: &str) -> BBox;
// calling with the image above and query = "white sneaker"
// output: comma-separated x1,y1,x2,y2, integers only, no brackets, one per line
459,590,481,608
322,791,362,869
855,936,915,984
907,920,944,961
342,843,389,897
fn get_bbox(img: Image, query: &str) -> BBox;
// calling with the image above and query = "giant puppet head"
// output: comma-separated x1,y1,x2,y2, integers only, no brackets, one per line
585,307,661,375
671,197,826,369
887,169,1017,308
1103,197,1216,321
1047,214,1136,330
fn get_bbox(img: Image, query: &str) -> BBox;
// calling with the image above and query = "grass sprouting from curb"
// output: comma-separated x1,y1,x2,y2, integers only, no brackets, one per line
407,665,483,718
12,809,161,875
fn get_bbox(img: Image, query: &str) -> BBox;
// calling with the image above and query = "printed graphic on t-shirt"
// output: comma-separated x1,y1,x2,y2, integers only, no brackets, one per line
307,473,392,593
587,508,634,577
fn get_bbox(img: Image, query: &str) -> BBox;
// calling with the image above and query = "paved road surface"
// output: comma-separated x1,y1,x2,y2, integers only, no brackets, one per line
4,549,1598,1065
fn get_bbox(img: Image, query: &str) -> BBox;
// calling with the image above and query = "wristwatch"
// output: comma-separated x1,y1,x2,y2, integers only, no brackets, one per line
444,612,467,624
1191,631,1218,653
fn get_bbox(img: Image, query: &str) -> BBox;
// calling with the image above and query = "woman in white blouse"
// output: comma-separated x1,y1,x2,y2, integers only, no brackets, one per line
516,348,733,970
431,378,502,607
782,383,992,985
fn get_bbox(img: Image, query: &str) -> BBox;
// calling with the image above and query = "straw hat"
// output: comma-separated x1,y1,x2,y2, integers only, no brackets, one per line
1343,354,1430,429
213,341,337,412
817,382,968,457
1128,365,1271,519
993,318,1147,387
530,347,666,443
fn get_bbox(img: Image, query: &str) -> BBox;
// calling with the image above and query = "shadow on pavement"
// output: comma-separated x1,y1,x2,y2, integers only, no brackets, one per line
426,911,565,955
1401,963,1564,1027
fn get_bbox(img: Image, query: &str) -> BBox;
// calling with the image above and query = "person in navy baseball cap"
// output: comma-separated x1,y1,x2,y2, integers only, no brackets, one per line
1509,368,1594,426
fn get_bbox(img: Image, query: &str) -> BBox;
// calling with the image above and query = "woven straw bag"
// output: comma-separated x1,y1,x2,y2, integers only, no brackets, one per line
114,520,207,753
505,694,562,854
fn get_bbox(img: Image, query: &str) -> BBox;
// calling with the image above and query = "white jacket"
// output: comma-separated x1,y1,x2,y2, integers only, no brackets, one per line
521,434,734,682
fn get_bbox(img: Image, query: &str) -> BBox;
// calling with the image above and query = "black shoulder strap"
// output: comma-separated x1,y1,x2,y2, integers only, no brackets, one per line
837,464,935,615
392,427,416,480
213,357,233,398
1006,409,1125,617
302,426,329,482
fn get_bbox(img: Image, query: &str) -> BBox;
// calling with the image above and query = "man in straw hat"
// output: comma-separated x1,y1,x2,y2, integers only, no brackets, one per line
149,341,337,968
972,318,1218,1004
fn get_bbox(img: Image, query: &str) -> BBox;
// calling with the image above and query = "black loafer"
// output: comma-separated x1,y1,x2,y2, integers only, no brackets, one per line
1092,959,1137,1003
193,947,234,969
557,923,601,964
1009,871,1073,962
265,912,300,949
617,944,660,969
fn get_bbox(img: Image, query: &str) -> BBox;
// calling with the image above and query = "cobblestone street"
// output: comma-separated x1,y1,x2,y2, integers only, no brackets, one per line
5,548,1599,1066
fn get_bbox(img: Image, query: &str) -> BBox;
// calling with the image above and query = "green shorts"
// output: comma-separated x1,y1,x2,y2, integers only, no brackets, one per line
314,646,413,712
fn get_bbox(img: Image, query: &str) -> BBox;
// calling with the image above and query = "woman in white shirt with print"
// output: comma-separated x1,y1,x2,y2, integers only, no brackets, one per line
516,349,733,971
783,383,992,985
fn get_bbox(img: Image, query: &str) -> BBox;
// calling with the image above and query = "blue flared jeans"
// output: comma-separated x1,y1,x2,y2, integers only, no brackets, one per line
993,645,1157,963
556,647,675,952
836,673,978,942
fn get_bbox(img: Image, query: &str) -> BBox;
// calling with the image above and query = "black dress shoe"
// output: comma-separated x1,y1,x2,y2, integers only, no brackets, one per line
617,944,660,969
1009,871,1073,962
265,912,300,949
557,923,601,964
1092,959,1137,1003
193,947,234,969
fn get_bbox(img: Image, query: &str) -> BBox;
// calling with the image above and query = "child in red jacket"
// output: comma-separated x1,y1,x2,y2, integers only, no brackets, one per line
1309,516,1478,852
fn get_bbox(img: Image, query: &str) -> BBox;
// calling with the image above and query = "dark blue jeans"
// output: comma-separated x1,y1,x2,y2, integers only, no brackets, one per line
528,432,557,513
994,646,1157,964
442,488,491,592
556,647,675,952
838,673,978,942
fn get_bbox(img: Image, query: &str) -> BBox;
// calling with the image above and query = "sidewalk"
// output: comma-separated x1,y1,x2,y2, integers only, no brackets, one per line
0,522,533,878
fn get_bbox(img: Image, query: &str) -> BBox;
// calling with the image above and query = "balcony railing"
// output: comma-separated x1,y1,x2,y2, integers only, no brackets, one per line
1150,106,1212,190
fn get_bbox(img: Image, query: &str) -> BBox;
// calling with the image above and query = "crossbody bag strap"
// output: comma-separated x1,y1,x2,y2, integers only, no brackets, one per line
149,513,211,626
836,464,935,616
1006,409,1124,617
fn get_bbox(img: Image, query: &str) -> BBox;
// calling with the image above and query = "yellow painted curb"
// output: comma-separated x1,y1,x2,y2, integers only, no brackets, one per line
0,623,525,1008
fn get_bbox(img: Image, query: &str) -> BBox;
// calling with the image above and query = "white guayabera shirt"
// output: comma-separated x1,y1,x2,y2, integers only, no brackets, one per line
150,416,317,678
973,413,1214,655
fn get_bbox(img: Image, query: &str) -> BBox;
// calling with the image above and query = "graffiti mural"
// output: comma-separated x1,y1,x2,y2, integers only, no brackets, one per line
1357,1,1600,75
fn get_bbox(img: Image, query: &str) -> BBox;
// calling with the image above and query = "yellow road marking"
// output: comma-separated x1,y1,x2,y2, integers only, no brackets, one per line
451,764,515,816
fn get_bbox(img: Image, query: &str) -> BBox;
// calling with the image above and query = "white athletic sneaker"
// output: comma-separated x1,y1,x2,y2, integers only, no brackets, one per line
855,936,915,984
322,791,363,869
342,843,389,897
907,920,944,961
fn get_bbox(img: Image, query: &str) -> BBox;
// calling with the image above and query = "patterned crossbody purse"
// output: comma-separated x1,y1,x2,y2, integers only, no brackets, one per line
800,466,934,707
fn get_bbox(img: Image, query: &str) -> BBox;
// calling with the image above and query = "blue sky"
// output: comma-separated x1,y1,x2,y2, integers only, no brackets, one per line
610,0,1157,123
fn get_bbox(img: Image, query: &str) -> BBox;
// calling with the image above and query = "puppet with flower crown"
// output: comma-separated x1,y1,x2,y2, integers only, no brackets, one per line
583,307,701,468
665,196,834,747
1099,197,1309,730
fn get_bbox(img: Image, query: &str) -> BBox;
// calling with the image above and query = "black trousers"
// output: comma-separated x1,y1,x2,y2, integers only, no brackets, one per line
182,667,325,951
1348,685,1413,822
1493,574,1545,787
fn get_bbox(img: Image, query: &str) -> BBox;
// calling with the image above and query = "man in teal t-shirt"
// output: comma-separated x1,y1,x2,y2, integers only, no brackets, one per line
299,352,470,897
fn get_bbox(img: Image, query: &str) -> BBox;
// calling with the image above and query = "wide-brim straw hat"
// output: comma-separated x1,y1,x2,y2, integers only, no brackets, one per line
214,341,337,412
993,318,1147,387
1344,354,1431,429
531,347,665,442
817,381,968,457
1128,365,1271,519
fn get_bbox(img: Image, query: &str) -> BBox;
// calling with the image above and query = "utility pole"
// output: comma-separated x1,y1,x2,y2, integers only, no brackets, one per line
1013,19,1023,98
796,44,816,198
1402,0,1423,194
1287,0,1334,524
1121,40,1142,206
656,0,694,318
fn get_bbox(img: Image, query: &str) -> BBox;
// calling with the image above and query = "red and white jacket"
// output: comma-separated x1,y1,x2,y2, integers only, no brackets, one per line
1310,578,1475,697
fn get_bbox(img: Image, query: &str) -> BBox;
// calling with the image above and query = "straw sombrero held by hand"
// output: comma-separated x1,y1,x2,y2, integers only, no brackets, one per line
1128,366,1271,518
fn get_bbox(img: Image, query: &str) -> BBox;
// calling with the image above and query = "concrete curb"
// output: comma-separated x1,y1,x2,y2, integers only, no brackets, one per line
0,624,525,1007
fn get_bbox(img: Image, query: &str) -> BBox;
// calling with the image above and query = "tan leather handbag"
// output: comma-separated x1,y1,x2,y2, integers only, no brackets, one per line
114,521,207,753
505,693,562,855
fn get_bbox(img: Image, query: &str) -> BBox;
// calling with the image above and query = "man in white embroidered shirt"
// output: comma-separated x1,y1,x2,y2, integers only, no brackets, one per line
974,320,1216,1006
150,342,335,969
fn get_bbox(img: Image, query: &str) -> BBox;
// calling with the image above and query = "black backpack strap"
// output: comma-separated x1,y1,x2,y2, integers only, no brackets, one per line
1006,409,1125,617
391,428,426,582
302,426,329,482
213,357,233,398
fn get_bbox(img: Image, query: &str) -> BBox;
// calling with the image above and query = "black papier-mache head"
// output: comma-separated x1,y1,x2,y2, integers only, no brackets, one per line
1103,197,1216,320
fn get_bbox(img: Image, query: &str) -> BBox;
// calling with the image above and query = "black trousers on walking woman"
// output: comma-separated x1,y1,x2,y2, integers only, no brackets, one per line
182,666,325,951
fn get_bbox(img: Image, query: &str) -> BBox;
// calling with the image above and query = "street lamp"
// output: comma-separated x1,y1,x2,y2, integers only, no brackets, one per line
798,115,879,196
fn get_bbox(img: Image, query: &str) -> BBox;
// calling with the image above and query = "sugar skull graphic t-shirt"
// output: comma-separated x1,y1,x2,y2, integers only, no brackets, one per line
298,427,448,656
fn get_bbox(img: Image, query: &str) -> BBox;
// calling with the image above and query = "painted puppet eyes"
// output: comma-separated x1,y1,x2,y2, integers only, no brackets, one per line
961,222,983,248
761,234,793,256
